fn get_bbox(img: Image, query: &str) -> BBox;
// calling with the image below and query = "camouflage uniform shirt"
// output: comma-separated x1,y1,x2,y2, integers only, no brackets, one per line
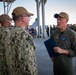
6,26,38,75
0,26,10,75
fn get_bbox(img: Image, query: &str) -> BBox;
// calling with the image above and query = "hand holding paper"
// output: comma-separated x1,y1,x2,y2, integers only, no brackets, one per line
44,37,60,58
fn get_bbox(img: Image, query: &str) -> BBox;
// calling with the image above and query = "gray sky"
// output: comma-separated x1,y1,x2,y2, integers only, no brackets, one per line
0,0,76,26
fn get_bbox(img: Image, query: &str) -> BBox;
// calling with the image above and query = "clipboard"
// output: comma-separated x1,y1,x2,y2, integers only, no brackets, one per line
44,37,60,58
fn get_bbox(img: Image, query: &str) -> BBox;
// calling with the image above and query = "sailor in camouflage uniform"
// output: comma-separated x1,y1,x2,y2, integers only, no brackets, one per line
5,7,38,75
51,12,76,75
0,14,12,75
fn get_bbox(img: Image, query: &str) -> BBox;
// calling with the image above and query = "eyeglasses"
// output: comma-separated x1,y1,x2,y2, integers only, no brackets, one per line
22,15,30,18
22,15,32,19
6,20,12,23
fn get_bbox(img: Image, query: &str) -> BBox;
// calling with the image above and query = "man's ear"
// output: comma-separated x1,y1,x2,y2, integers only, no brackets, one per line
64,19,68,23
21,16,25,22
4,21,7,24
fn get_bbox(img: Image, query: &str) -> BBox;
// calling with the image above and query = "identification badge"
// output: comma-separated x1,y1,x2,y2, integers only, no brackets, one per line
60,36,67,41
